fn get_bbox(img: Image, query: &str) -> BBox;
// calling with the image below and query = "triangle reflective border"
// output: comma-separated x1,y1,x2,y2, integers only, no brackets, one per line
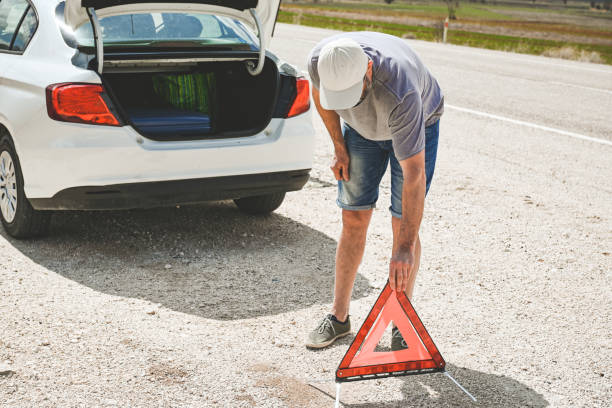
336,282,446,382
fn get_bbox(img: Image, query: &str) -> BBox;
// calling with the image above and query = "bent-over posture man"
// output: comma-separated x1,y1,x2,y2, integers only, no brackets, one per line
305,32,444,350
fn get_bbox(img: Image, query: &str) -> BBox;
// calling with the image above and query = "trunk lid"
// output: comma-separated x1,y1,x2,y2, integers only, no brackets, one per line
65,0,281,46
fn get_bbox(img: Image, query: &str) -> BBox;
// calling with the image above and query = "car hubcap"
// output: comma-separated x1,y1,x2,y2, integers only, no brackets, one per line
0,151,17,223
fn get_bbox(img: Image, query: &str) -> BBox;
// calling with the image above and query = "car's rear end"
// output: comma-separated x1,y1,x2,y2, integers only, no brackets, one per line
1,0,314,237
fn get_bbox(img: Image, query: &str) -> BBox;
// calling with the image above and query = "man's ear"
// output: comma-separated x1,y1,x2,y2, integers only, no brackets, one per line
367,60,374,80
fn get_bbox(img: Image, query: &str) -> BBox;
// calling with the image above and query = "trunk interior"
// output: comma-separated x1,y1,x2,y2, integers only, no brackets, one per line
102,58,279,140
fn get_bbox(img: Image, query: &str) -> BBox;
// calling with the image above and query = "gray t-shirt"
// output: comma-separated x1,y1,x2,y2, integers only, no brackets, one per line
308,32,444,160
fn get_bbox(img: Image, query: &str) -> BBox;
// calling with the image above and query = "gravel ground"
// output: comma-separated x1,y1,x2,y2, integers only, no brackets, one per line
1,26,611,407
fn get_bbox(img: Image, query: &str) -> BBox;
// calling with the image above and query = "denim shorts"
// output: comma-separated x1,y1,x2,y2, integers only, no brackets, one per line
337,120,439,218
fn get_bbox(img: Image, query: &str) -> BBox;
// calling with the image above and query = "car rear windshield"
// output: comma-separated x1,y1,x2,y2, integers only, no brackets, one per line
74,12,257,49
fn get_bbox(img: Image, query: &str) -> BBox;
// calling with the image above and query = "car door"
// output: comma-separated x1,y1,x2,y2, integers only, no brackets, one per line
0,0,38,75
0,0,30,75
0,0,38,124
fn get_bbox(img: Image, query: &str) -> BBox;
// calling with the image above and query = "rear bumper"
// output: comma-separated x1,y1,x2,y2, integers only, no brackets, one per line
29,169,310,211
17,113,314,199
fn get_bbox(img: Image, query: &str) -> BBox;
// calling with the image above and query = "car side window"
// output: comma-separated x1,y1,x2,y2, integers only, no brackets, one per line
11,5,36,52
0,0,29,50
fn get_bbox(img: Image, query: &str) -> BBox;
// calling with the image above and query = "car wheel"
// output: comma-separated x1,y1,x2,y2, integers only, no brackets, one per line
0,133,51,239
234,192,286,215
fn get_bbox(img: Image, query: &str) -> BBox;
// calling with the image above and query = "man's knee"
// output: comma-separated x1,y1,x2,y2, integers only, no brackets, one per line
342,209,372,231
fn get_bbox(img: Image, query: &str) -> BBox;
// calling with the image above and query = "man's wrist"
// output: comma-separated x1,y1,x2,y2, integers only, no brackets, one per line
333,140,347,154
396,242,416,254
398,224,418,250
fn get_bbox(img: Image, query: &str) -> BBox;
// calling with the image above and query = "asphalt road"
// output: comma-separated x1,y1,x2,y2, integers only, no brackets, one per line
0,24,610,408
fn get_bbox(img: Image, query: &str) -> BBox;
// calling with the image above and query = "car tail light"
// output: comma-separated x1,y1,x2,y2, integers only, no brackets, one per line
287,77,310,118
46,84,120,126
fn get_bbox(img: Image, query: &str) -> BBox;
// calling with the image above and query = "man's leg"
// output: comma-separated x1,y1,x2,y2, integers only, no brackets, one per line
306,126,388,349
306,208,376,348
331,127,388,320
331,209,374,321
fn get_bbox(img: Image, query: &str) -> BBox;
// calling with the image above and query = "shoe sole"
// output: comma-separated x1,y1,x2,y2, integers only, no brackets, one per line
305,330,352,349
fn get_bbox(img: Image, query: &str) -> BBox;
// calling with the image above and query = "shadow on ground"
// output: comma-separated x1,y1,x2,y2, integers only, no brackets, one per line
311,364,547,408
5,201,371,320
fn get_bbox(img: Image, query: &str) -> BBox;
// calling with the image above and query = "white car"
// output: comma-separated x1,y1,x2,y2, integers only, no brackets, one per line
0,0,314,238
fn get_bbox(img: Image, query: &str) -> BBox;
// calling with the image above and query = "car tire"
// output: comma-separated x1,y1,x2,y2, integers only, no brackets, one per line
234,192,286,215
0,132,51,239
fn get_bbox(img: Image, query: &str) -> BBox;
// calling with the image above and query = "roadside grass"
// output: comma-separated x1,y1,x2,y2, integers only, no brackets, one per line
283,3,612,39
283,4,612,40
541,46,604,63
278,11,612,65
279,11,439,41
284,1,612,21
286,0,609,18
448,30,609,63
487,4,612,18
470,20,612,39
286,2,515,21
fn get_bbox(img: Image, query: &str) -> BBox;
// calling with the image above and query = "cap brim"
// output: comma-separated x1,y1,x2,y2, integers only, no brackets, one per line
319,80,363,111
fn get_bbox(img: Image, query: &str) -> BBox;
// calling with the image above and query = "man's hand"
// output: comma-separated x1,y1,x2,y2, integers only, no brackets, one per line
389,246,416,292
331,146,350,181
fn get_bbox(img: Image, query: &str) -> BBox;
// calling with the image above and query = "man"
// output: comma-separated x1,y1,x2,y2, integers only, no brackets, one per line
305,32,443,350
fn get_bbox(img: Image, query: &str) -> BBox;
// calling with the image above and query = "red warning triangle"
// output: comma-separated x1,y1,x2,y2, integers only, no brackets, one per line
336,282,446,382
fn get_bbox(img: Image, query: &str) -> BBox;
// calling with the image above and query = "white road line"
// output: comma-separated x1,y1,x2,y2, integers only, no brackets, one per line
447,104,612,146
547,81,612,95
292,38,319,45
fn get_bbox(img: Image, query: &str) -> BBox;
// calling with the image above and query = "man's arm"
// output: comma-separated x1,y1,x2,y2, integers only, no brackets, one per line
389,150,426,291
312,87,350,181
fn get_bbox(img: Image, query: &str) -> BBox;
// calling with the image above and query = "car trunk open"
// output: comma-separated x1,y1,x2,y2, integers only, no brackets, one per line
65,0,281,75
102,57,280,140
65,0,280,44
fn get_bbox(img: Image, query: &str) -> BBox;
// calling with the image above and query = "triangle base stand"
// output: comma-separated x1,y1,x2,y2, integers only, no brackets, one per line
336,366,443,383
334,383,341,408
333,370,476,407
443,370,477,402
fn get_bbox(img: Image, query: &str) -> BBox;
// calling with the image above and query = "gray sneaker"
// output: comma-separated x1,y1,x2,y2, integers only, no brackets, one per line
305,314,351,349
391,327,408,351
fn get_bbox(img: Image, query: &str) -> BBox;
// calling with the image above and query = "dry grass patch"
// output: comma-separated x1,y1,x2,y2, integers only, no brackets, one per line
542,46,604,63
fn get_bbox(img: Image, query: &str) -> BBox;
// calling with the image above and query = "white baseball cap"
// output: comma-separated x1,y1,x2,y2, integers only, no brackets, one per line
318,38,369,110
